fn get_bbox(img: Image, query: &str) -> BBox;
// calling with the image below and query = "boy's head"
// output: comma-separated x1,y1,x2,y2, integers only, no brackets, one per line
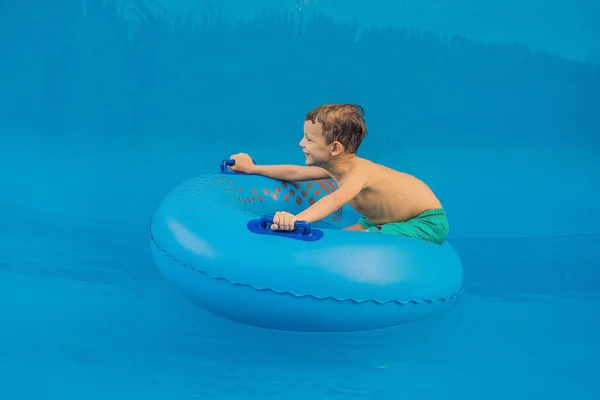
300,104,367,166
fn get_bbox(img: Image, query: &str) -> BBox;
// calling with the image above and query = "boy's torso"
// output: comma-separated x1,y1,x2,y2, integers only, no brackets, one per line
336,158,442,225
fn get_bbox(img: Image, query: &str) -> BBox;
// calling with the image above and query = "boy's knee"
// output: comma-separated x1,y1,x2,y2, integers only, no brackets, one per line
343,223,367,231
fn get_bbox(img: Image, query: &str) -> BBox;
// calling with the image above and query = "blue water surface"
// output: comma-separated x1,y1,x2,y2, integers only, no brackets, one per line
1,0,599,399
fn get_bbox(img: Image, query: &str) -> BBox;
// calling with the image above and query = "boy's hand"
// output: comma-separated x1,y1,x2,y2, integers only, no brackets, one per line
229,153,255,173
271,211,297,231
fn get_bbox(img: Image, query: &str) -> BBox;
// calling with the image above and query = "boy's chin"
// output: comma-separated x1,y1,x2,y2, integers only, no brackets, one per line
304,154,323,166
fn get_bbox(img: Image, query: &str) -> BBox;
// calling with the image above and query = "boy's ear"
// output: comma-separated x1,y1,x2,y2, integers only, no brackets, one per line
331,141,345,156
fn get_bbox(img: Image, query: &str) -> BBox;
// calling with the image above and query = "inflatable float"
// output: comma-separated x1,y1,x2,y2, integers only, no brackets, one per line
149,159,464,332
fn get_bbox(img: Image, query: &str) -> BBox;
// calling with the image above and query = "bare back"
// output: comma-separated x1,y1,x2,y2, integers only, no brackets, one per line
336,158,442,225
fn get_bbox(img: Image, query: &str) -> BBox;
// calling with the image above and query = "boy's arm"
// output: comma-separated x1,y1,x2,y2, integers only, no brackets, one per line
251,164,331,182
296,173,367,223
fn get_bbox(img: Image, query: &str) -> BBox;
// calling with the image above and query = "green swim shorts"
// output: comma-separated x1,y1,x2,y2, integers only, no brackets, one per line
357,208,449,245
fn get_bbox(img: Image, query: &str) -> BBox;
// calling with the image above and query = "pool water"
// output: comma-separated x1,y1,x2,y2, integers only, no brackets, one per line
1,0,599,398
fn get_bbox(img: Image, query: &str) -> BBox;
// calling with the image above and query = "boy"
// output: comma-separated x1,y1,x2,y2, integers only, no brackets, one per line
228,104,449,244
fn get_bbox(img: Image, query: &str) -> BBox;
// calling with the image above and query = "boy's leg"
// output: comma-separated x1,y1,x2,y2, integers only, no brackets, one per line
343,216,374,231
343,223,367,231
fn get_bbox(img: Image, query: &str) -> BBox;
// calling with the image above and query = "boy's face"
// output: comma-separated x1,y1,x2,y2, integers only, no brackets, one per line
299,120,337,166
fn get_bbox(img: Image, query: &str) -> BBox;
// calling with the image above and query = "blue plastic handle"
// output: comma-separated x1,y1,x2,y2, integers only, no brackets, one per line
219,159,236,173
260,215,312,235
247,215,324,242
219,158,256,174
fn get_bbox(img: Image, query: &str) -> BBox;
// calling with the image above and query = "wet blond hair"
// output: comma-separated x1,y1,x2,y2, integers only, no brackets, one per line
305,104,367,154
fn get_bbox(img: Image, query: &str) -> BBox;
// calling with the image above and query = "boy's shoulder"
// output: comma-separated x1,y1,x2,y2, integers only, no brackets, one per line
340,158,388,184
354,157,399,175
351,158,416,187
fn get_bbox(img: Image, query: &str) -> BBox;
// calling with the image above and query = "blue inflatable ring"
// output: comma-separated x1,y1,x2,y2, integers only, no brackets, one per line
149,159,464,332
